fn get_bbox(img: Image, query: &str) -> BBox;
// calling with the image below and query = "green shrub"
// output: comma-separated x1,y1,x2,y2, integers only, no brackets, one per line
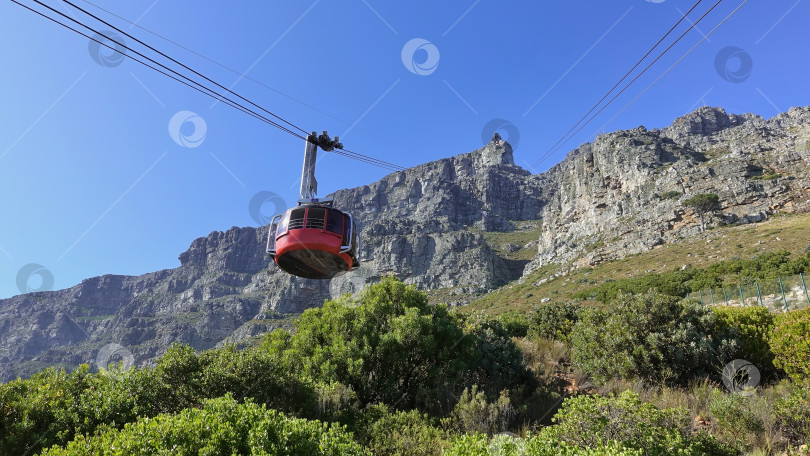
770,308,810,382
571,250,810,303
528,302,582,341
570,292,738,385
359,405,447,456
496,310,530,338
572,272,691,302
708,389,764,448
272,277,531,414
40,395,367,456
0,344,313,455
712,306,776,377
773,383,810,445
545,390,736,456
443,432,643,456
451,386,515,435
661,191,681,200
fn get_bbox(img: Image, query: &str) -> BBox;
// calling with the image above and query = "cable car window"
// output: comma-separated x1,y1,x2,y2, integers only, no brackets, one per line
305,207,326,230
288,208,306,230
276,212,290,236
342,216,351,245
325,210,342,234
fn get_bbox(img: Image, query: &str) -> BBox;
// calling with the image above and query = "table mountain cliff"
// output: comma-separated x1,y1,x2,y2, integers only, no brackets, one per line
2,106,809,381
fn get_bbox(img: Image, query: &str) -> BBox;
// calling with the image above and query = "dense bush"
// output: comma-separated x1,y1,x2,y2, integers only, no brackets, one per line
707,389,764,449
547,391,737,456
495,310,530,337
572,250,810,303
40,395,366,456
770,307,810,382
570,292,738,385
444,432,643,456
527,302,582,341
773,383,810,446
0,344,314,454
272,277,531,414
358,405,447,456
713,306,776,377
451,386,515,435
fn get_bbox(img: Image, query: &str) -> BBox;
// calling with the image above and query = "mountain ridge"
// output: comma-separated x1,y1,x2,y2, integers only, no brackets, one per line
2,106,809,381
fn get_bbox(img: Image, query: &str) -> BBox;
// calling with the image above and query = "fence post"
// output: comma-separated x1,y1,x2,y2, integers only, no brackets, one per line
739,285,745,306
778,276,789,312
723,287,729,305
756,282,763,306
699,289,704,306
710,288,715,305
801,273,810,306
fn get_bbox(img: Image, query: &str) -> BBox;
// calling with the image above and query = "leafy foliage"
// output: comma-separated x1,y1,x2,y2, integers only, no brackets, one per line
358,405,447,456
572,250,810,302
527,302,582,341
273,277,531,414
773,382,810,446
770,307,810,383
570,292,738,385
451,386,515,435
40,395,366,456
712,306,776,377
547,391,736,456
683,193,721,231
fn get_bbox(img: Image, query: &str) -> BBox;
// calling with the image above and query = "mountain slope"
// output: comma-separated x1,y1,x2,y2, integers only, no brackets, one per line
2,106,809,381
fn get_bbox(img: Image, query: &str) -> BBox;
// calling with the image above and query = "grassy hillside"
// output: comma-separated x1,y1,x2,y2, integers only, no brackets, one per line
469,212,810,313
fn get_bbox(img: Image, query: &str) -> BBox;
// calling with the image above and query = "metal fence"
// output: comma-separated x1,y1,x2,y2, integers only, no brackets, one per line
687,273,810,313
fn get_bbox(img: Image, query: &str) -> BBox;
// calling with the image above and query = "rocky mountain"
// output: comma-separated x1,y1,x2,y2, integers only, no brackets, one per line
2,106,809,381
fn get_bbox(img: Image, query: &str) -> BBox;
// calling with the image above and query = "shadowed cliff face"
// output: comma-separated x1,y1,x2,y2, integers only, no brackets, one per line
0,139,552,381
2,106,809,381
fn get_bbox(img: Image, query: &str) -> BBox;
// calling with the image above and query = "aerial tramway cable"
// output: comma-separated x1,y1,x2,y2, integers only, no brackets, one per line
11,0,406,172
539,0,707,166
533,0,728,168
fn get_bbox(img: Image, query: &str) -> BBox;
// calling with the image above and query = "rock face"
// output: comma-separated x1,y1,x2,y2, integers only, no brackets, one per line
2,106,809,381
526,106,810,274
0,139,551,381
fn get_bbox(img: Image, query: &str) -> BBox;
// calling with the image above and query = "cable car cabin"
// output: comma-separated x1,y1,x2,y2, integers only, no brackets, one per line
266,205,360,279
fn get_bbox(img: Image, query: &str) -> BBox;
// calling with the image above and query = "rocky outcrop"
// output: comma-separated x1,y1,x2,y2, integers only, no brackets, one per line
526,106,810,275
2,106,809,381
0,139,550,381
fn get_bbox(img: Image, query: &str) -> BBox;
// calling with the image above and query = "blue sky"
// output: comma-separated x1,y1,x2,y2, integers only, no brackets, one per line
0,0,807,298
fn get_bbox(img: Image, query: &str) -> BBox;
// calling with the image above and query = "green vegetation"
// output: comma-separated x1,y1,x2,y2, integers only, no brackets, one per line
570,292,737,385
683,193,721,232
40,395,366,456
770,307,810,382
660,190,681,200
751,169,781,180
571,249,810,303
470,213,810,313
713,306,776,377
3,277,810,455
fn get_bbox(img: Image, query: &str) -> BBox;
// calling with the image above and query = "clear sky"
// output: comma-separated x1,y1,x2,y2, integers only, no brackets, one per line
0,0,807,298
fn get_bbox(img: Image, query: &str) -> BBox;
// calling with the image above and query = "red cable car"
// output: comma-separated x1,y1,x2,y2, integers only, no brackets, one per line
266,132,361,279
